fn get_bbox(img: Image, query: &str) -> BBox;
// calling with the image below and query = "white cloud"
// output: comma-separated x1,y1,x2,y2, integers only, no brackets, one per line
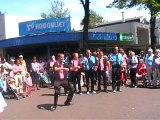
63,0,84,30
64,0,82,13
70,17,82,30
103,8,150,22
26,6,41,13
63,0,84,21
90,0,113,9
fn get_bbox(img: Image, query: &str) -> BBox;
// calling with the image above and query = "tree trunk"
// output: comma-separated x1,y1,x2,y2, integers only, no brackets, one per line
150,9,156,52
82,0,90,53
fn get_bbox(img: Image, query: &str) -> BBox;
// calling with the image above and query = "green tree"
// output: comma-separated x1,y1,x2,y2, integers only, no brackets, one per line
81,10,105,29
109,0,160,51
41,0,70,18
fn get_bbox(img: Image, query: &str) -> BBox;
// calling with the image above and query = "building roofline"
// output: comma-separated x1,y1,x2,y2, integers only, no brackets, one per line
97,16,146,27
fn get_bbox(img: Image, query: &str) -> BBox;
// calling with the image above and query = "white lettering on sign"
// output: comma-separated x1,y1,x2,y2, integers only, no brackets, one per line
26,22,65,31
27,24,34,31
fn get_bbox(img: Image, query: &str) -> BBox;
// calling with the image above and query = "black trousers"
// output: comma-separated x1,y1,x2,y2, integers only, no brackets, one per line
130,68,137,87
97,70,107,91
85,70,95,92
71,71,81,93
112,65,121,91
53,80,75,107
30,72,39,84
49,70,54,86
93,70,98,84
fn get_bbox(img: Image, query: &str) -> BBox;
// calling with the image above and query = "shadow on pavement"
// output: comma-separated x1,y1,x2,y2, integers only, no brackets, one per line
41,94,54,96
138,85,160,89
41,93,67,96
37,104,52,110
37,104,66,111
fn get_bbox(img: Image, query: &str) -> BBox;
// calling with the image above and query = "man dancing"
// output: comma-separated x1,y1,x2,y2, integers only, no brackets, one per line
50,53,75,111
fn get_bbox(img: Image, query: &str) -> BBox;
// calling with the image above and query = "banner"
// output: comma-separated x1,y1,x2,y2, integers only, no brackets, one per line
19,17,71,36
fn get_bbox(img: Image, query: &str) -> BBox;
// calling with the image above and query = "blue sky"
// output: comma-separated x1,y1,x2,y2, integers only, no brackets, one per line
0,0,150,30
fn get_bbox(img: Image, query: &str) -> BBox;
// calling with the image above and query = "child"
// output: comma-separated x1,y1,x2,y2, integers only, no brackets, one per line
121,63,127,86
40,70,50,84
136,59,147,87
8,78,20,94
104,55,111,85
25,72,33,97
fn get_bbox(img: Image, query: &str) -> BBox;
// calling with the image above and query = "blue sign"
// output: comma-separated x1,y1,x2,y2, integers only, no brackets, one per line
19,17,71,36
89,32,117,41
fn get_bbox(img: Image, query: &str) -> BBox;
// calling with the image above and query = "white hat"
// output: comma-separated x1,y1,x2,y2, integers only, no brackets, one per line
148,49,153,52
19,55,23,58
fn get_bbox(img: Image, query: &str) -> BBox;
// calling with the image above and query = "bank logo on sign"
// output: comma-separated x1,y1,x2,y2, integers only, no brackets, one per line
118,33,134,42
19,17,71,36
26,22,65,31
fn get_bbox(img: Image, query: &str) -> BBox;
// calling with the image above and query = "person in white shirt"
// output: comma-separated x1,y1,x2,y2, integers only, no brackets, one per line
128,51,138,88
30,56,40,90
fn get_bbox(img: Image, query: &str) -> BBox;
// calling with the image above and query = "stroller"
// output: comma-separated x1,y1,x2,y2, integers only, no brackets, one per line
39,72,51,88
2,77,21,100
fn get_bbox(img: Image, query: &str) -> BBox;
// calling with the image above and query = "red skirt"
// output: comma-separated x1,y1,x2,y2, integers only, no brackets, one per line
121,71,126,82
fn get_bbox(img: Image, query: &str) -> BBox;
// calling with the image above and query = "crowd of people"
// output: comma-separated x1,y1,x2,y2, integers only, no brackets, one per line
0,45,160,112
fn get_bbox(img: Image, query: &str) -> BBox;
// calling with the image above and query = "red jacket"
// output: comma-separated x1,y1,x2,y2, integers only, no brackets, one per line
136,63,146,75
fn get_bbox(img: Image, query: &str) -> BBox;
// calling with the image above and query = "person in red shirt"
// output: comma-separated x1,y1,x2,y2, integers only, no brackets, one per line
136,59,147,88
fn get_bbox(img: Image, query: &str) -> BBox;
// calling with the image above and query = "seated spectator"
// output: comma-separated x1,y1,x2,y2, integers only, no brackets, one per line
8,59,15,78
8,78,20,94
136,59,147,87
13,59,25,97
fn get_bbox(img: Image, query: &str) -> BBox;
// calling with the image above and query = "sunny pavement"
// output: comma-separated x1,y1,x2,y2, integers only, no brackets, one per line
1,84,160,120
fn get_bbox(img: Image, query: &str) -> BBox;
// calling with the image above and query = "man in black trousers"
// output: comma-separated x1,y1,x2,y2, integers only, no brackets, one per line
50,53,75,111
109,46,123,93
